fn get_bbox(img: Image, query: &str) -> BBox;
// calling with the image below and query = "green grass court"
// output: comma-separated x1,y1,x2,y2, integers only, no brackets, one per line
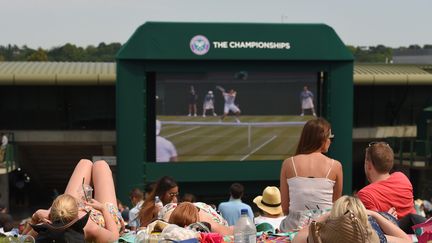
157,115,313,162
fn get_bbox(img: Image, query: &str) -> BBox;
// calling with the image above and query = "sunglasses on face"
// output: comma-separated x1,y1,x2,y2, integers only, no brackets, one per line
366,141,390,166
328,129,335,140
368,141,389,147
168,192,179,197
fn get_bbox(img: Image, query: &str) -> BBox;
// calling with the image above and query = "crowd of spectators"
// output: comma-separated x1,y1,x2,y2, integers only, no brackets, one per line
1,118,430,243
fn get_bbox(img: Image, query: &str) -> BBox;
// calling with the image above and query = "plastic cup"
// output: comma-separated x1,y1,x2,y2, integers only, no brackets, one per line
77,184,93,202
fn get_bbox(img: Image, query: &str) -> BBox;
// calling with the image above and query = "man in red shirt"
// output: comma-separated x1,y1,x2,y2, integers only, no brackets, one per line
357,141,425,233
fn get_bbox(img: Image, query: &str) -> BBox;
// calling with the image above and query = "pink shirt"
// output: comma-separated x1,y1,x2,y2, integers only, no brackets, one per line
358,172,416,218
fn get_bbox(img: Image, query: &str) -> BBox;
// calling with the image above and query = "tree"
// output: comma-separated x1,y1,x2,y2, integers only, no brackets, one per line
346,45,356,55
48,43,86,61
408,44,421,49
27,48,48,61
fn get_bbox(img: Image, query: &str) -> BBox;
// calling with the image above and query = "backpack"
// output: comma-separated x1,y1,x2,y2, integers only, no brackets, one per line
31,212,89,243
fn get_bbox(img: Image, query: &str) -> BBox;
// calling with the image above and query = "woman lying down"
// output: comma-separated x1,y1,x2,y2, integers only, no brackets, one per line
156,202,234,236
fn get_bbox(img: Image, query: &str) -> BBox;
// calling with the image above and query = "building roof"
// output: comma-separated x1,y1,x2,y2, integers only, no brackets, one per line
1,62,432,85
354,63,432,85
0,62,115,85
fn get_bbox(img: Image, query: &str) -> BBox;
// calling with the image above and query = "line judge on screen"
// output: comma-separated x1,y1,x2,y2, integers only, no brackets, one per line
156,120,178,162
300,85,316,117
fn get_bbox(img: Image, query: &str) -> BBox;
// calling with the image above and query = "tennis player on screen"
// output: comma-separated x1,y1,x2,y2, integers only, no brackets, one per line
217,86,241,123
300,85,316,116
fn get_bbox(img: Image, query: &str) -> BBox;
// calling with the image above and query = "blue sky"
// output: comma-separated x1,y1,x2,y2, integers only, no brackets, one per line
1,0,431,49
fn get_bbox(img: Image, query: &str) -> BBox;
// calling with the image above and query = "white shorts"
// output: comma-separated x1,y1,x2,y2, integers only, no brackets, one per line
302,97,314,109
203,101,214,110
224,104,240,114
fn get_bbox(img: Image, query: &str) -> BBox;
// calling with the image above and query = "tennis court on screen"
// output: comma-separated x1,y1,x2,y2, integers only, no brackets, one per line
157,115,313,162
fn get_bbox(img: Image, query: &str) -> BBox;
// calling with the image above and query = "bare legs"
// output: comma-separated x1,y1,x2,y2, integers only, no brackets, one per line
188,104,197,116
26,159,120,241
92,160,117,205
234,111,241,123
220,111,241,123
64,159,116,205
203,108,217,117
64,159,93,199
312,108,317,116
220,112,227,121
301,108,316,116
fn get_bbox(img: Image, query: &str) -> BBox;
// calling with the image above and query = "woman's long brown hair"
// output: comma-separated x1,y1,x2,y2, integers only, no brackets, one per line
138,176,177,227
295,118,331,155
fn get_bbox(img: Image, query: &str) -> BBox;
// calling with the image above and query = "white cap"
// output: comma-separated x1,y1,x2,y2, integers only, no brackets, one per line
208,90,213,94
156,120,161,135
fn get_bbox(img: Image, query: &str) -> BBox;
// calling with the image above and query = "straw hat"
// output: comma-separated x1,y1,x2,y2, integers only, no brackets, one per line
253,186,283,215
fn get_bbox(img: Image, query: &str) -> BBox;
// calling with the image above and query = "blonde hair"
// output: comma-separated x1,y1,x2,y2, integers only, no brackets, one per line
168,202,199,227
330,196,378,242
49,194,79,224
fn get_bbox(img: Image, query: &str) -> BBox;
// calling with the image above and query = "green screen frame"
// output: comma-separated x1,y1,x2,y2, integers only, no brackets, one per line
116,22,353,203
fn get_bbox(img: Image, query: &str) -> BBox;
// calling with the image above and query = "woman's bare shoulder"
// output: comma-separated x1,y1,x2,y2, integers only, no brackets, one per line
322,155,341,165
331,159,342,169
281,156,295,173
281,157,294,170
326,157,343,178
83,219,98,239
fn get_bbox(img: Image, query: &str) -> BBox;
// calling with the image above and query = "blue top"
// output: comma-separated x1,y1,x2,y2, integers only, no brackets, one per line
204,93,214,102
218,198,254,226
300,90,314,100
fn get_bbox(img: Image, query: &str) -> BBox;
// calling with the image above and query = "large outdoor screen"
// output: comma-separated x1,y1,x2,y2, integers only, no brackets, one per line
154,71,320,162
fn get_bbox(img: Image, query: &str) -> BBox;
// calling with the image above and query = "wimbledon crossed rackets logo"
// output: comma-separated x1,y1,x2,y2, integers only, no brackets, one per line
190,35,210,55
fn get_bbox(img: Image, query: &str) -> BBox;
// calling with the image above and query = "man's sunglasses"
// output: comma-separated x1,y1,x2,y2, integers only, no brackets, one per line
366,141,390,166
368,141,389,147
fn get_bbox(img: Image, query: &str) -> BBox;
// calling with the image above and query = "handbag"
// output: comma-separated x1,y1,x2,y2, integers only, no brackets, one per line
31,212,90,243
412,217,432,243
307,210,368,243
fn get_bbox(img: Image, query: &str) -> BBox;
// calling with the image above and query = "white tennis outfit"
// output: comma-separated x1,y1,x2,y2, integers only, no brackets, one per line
302,97,314,109
300,90,314,109
203,93,215,109
223,92,240,113
279,157,335,232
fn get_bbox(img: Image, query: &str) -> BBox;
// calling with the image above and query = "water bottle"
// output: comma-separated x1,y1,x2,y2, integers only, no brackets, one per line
154,196,163,219
234,209,256,243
